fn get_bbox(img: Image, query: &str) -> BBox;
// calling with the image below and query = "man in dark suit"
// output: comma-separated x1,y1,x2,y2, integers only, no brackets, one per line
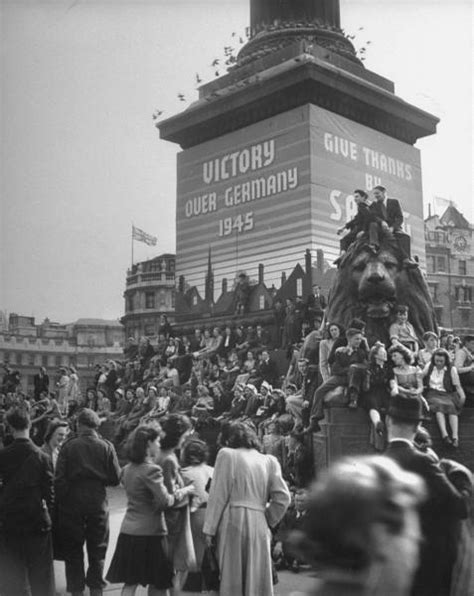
0,407,55,596
305,285,327,326
257,350,280,388
273,488,309,571
369,185,416,267
33,366,50,400
337,189,372,252
385,394,468,596
370,184,404,232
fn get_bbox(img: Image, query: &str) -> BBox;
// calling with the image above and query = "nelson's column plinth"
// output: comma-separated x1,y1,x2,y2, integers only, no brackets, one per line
158,0,439,303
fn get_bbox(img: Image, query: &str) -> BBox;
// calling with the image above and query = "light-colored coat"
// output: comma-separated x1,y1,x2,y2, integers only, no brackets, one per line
203,447,290,596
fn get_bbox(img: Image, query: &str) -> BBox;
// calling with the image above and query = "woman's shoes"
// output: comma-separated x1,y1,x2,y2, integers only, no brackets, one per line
442,436,459,448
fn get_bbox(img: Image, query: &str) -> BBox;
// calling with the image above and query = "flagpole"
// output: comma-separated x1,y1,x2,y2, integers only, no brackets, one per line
131,223,134,267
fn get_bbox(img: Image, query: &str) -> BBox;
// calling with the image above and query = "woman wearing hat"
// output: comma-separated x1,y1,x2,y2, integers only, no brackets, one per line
422,348,466,447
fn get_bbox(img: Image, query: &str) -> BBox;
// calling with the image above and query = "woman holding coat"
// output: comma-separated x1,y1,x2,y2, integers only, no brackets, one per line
203,421,291,596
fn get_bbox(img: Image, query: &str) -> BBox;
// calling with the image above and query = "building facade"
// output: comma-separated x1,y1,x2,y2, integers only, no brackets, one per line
122,254,176,339
0,315,124,394
425,205,474,333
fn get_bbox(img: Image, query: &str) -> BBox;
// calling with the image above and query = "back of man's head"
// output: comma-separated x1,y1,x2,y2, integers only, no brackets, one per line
386,414,419,438
386,394,425,441
77,408,100,429
6,407,30,431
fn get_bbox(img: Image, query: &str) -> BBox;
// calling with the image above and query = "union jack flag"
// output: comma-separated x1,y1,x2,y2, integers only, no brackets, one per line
132,225,157,246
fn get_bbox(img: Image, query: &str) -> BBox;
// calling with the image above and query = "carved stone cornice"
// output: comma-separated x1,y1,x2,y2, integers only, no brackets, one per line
238,20,360,68
158,57,438,149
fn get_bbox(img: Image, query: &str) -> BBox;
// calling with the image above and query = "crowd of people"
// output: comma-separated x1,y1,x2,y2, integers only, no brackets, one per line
1,307,473,595
1,185,474,596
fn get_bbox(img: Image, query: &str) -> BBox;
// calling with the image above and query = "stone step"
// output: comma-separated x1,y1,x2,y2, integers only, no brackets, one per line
313,406,474,471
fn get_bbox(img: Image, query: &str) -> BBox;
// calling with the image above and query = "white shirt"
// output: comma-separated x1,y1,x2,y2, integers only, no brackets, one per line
423,364,447,392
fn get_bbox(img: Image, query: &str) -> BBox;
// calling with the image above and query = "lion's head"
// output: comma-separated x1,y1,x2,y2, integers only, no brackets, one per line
325,233,437,345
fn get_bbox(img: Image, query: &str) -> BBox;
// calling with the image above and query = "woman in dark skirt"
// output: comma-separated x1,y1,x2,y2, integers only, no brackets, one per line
422,348,466,448
361,342,393,450
106,425,194,596
157,414,195,594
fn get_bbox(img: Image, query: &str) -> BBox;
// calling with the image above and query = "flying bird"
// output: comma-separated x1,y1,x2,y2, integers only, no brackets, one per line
152,110,163,120
178,93,186,102
195,73,202,84
211,58,220,67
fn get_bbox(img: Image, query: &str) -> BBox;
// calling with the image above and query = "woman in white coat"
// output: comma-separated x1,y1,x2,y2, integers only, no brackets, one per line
203,421,291,596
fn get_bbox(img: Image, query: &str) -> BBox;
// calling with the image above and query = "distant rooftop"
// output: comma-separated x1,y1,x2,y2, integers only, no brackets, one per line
439,204,471,230
69,318,123,328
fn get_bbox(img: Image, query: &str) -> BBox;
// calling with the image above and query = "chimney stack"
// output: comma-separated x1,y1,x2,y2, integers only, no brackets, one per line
258,263,264,285
222,278,228,294
316,249,324,273
281,271,287,286
178,275,185,293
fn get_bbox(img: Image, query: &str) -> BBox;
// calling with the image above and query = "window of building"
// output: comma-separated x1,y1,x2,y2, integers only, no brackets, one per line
159,290,167,307
426,256,435,274
29,353,35,366
296,278,303,296
144,324,155,336
145,292,155,309
55,355,62,367
192,295,198,306
434,306,443,326
428,283,438,303
127,295,134,312
259,295,265,310
459,260,467,276
42,354,48,367
455,286,472,302
436,256,446,273
3,351,10,363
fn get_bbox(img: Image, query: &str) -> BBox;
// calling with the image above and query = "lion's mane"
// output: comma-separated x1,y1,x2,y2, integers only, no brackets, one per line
324,233,438,346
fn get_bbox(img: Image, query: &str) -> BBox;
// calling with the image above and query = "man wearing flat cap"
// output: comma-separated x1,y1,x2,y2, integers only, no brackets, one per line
55,409,121,596
385,394,468,596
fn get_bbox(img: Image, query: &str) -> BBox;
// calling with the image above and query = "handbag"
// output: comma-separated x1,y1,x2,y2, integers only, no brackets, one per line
201,544,220,591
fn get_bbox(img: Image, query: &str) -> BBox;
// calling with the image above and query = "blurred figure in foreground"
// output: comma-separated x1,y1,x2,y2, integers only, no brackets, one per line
385,394,468,596
289,455,425,596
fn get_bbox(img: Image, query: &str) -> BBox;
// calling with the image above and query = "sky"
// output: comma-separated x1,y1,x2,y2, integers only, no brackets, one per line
1,0,473,323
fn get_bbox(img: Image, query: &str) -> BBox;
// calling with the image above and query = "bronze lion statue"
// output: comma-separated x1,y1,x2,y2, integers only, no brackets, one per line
304,229,437,351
